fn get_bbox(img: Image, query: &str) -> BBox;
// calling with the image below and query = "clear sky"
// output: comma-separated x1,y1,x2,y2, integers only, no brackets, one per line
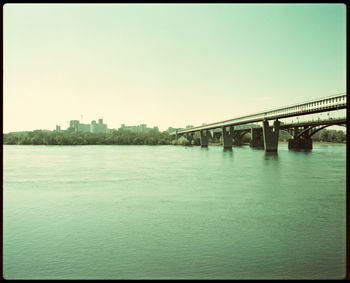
3,4,346,133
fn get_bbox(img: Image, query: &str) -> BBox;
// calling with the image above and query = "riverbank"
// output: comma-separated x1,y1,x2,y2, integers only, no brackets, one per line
206,141,346,146
3,132,346,146
278,141,346,145
3,141,346,146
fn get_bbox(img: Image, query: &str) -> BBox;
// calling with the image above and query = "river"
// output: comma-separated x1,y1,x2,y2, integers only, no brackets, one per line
3,144,346,279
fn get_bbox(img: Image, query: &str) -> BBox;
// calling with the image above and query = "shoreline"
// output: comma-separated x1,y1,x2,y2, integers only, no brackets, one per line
3,144,347,147
3,141,346,146
279,141,346,145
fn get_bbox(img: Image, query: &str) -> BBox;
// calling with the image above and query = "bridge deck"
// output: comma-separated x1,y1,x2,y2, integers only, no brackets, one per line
173,93,346,135
280,118,346,128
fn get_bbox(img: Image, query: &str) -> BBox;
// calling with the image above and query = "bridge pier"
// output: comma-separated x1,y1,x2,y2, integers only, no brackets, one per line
288,138,313,150
200,130,211,147
222,126,234,149
262,120,280,152
250,127,264,149
288,126,313,150
293,126,299,137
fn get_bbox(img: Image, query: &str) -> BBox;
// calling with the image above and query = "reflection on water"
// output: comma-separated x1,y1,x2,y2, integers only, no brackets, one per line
289,148,312,154
264,151,278,160
250,147,264,151
222,148,234,158
3,144,346,280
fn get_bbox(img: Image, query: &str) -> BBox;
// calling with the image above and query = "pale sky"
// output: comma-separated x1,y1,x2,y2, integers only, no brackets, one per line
3,4,346,133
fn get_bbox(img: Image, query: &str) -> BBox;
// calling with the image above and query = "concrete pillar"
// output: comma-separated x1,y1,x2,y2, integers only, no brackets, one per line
250,127,264,149
222,126,234,149
293,126,299,138
288,126,312,150
288,138,313,150
175,131,179,141
262,120,280,152
200,130,211,147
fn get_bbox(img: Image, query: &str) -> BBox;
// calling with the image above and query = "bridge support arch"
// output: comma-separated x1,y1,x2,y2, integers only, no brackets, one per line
233,130,250,146
262,120,280,152
222,126,234,149
200,130,211,147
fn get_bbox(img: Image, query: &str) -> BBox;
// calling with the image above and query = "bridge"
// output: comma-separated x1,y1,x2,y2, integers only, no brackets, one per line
171,93,347,152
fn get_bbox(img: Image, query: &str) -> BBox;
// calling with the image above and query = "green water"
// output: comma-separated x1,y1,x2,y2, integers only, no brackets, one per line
3,144,346,279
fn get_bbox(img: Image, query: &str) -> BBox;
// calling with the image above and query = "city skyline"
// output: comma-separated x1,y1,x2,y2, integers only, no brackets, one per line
3,4,346,133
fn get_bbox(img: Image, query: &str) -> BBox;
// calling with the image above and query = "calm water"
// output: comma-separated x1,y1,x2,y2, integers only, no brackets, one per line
3,144,346,279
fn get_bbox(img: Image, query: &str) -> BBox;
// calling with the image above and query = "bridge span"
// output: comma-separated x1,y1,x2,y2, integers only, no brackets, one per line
171,93,347,152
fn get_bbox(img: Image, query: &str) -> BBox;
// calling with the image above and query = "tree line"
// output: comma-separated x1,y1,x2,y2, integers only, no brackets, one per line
3,128,346,146
3,129,173,145
279,129,346,143
311,129,346,143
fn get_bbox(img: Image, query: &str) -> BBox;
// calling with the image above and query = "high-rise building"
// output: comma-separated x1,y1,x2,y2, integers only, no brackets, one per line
90,119,107,133
118,124,159,133
65,118,109,133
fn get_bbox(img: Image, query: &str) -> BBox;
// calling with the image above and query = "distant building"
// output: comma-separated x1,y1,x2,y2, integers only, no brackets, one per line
119,124,159,133
64,118,109,133
90,119,107,133
78,124,90,132
56,119,159,134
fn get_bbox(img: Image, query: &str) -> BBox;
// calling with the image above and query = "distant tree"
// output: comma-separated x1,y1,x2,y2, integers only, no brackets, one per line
4,134,17,144
5,127,344,146
146,137,157,145
329,131,337,142
312,131,320,142
176,136,190,146
133,137,144,145
192,132,201,146
334,130,346,143
319,130,329,142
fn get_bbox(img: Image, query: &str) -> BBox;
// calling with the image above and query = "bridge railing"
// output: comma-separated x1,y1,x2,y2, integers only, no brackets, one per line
262,93,346,120
279,117,347,128
174,93,346,135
